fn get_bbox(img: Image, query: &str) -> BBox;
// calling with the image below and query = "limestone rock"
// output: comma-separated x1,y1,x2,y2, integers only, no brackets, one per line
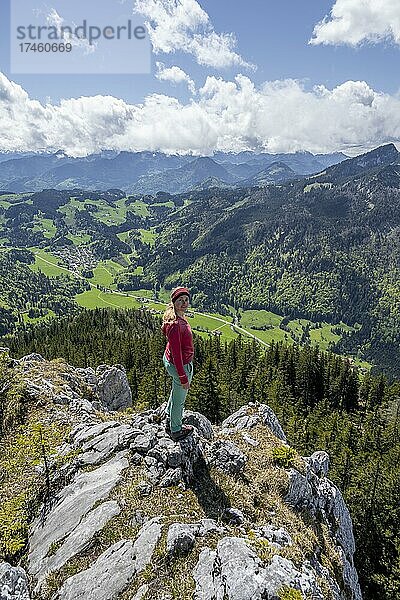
305,450,330,477
285,458,362,600
256,525,293,548
55,518,162,600
28,452,129,578
35,501,121,583
148,437,183,468
221,403,286,442
19,353,45,363
96,364,132,411
159,467,183,487
183,410,213,439
207,440,247,475
223,507,245,525
167,523,199,557
130,432,157,454
75,423,139,465
75,366,98,395
193,537,325,600
0,562,30,600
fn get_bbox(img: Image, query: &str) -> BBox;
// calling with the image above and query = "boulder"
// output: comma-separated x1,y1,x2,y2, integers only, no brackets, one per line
221,403,286,442
183,411,213,439
167,523,199,557
193,537,326,600
285,460,362,600
0,562,30,600
207,440,247,475
96,364,132,411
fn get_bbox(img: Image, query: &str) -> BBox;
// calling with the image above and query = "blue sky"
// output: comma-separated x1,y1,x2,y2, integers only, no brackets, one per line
0,0,399,156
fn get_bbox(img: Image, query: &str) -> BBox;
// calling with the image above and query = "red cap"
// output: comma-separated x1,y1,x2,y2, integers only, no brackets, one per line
171,287,190,303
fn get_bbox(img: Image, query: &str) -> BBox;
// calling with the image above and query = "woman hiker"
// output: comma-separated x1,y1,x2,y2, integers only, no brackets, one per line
162,287,194,441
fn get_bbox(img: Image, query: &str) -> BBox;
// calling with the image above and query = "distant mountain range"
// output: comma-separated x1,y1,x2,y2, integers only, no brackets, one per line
0,149,348,194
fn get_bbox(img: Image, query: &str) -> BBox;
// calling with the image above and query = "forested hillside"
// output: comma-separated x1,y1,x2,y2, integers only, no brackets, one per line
142,175,400,377
0,144,399,377
3,307,400,600
0,248,86,334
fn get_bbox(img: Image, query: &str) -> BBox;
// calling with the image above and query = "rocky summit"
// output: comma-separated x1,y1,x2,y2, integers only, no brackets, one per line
0,351,362,600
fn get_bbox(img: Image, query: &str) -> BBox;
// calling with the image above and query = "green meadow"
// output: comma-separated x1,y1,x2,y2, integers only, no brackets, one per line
28,249,69,278
139,228,158,246
66,233,91,245
91,260,126,288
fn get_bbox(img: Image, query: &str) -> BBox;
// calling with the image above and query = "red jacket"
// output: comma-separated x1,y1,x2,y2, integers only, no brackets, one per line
162,317,194,385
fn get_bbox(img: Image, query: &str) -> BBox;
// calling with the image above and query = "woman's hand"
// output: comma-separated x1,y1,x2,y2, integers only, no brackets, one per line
182,382,190,390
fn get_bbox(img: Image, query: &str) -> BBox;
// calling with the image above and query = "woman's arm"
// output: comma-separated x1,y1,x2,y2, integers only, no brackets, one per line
168,322,188,385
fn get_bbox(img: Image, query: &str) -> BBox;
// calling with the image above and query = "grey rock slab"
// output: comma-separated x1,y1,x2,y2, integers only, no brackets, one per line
305,451,330,477
130,432,157,454
132,517,163,572
131,584,149,600
193,548,224,600
55,518,162,600
71,421,119,445
0,562,30,600
77,424,139,465
55,539,134,600
193,539,326,600
35,501,121,583
262,555,324,599
28,451,129,578
216,537,267,599
285,463,362,600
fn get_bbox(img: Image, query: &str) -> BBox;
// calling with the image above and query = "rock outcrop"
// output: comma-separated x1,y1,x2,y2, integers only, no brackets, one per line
0,355,362,600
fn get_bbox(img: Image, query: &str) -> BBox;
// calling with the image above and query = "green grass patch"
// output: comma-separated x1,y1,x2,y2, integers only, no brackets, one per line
116,230,133,242
22,309,56,324
29,250,69,278
65,233,91,245
127,200,150,217
139,228,157,247
32,217,57,239
190,312,239,342
241,310,283,329
85,198,127,226
74,289,142,310
90,260,126,288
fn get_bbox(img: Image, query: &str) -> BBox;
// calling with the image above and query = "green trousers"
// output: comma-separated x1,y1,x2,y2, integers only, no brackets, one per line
163,354,193,433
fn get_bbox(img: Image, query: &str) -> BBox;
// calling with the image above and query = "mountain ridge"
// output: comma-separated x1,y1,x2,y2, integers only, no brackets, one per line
0,349,362,600
0,149,348,194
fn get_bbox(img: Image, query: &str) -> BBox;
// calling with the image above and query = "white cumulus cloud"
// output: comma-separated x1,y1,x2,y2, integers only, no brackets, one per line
0,72,399,157
156,62,196,93
134,0,254,69
310,0,400,46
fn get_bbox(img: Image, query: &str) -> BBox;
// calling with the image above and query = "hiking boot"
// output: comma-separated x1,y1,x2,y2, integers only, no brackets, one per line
169,424,194,442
